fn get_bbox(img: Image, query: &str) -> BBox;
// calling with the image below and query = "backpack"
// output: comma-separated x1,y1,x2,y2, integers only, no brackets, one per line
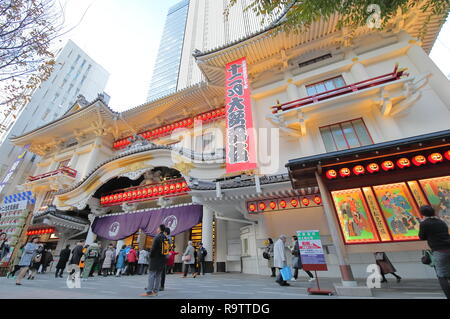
202,248,207,257
88,249,99,258
33,254,42,263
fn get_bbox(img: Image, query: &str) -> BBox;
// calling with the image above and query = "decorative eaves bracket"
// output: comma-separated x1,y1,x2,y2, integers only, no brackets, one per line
266,110,306,138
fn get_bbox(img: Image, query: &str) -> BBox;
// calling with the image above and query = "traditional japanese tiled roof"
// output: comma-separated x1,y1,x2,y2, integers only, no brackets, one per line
189,173,291,190
34,209,90,225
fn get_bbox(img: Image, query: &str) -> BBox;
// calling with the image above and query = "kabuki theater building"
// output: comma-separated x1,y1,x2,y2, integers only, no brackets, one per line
5,5,450,286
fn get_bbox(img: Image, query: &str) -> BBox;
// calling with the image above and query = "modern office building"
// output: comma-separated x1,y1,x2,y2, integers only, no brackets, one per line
146,0,190,101
147,0,282,100
0,39,110,202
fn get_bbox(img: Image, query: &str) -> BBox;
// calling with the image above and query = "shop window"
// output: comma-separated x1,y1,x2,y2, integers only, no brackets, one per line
418,176,450,227
319,118,373,152
306,76,346,96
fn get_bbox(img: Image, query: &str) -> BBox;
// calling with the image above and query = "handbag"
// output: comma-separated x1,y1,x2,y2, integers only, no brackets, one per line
421,250,433,265
262,252,270,260
375,252,384,261
280,266,292,281
182,255,191,262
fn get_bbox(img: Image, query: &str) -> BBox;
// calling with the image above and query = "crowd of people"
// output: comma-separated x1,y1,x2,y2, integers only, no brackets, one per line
1,204,449,298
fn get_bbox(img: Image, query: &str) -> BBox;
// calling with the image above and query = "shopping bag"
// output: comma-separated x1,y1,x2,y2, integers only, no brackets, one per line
280,266,292,281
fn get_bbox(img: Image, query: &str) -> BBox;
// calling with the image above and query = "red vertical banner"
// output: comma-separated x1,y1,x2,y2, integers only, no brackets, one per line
225,57,257,173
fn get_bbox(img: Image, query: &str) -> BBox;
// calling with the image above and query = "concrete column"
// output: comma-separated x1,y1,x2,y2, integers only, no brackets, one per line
298,84,308,98
201,205,214,263
69,151,79,169
215,218,228,263
315,171,357,287
406,40,450,112
116,240,124,256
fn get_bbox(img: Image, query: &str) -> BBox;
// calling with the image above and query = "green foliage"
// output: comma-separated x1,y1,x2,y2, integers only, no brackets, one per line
227,0,449,33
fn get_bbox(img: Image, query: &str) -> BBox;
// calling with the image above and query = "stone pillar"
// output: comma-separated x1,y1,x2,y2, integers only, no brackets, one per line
116,240,124,256
215,218,227,272
201,205,214,265
85,215,97,245
406,39,450,112
315,171,357,287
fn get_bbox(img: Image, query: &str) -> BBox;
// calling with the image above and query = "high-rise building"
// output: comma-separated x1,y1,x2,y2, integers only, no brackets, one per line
0,40,109,199
147,0,281,101
146,0,190,101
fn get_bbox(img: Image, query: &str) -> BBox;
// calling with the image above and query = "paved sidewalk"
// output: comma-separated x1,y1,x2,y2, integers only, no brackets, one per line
0,272,446,299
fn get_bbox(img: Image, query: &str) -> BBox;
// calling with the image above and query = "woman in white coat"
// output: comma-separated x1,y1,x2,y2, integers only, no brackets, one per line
182,241,196,278
273,235,289,286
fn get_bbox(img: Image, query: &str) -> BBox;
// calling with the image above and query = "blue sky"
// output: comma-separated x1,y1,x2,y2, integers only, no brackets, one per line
58,1,450,112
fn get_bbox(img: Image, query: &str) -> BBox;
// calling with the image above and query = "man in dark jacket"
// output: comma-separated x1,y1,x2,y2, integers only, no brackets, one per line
197,243,208,275
68,240,85,276
55,245,71,278
141,225,166,297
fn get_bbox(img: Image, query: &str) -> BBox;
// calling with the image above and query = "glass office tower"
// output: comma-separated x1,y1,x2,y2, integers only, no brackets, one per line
147,0,189,101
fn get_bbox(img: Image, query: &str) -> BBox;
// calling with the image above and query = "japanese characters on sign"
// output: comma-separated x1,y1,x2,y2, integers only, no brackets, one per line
225,57,256,173
297,230,328,271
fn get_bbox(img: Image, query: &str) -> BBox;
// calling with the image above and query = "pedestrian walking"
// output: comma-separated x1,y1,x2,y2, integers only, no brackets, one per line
41,248,53,273
82,241,100,279
141,224,166,297
27,245,44,279
374,252,402,283
126,246,138,275
419,205,450,299
115,245,127,277
101,244,115,277
181,241,196,278
68,240,85,277
137,247,149,275
160,227,172,290
15,237,40,285
263,238,276,277
7,245,23,278
197,243,208,275
55,245,71,278
167,248,179,274
79,244,88,273
0,232,10,262
274,235,289,286
290,236,315,282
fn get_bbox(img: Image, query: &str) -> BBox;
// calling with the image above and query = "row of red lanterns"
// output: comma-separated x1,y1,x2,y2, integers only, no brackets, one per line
326,151,450,179
113,107,226,149
101,181,189,205
27,228,54,236
248,196,322,213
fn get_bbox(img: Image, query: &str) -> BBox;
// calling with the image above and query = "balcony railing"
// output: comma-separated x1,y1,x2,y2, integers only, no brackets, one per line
27,166,77,182
271,65,407,114
100,178,190,207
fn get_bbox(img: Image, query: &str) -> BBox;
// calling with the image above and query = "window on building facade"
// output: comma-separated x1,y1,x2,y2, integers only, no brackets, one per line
319,118,373,152
306,76,346,96
41,109,50,121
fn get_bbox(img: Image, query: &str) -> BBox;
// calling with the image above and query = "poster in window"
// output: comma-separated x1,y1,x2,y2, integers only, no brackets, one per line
331,188,380,244
373,183,421,241
362,187,392,242
419,176,450,227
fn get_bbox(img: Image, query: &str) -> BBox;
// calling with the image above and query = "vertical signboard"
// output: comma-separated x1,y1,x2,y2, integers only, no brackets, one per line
225,57,256,173
297,230,328,271
0,144,30,195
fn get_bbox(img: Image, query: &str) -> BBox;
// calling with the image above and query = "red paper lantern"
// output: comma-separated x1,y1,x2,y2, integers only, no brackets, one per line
279,200,287,209
313,196,322,205
163,185,170,194
444,150,450,161
326,170,337,180
152,187,158,196
146,188,152,197
117,193,123,202
176,183,182,192
169,184,175,193
291,198,299,207
352,165,365,176
381,160,395,171
248,203,257,212
396,158,411,169
339,168,351,178
302,197,310,206
113,194,118,202
127,192,132,199
367,163,380,173
158,186,164,195
428,153,443,164
269,201,277,209
412,155,427,166
258,202,266,211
